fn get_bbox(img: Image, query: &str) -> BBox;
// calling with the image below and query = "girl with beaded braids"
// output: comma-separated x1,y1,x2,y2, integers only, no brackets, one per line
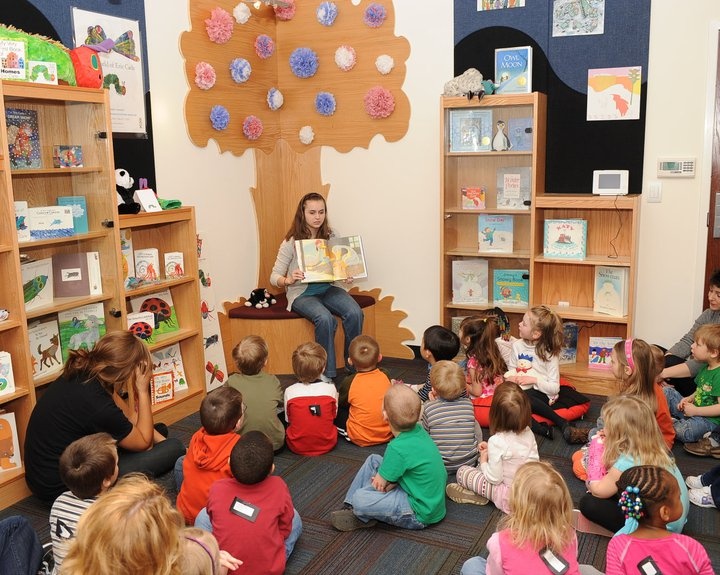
605,465,713,574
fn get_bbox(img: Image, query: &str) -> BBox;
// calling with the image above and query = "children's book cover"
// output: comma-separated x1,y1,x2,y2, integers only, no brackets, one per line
478,214,514,253
0,39,27,81
492,269,529,308
496,167,531,210
0,351,15,398
507,117,533,151
494,46,532,94
543,219,587,260
164,251,185,278
21,258,54,311
28,318,63,381
14,200,30,242
553,0,605,37
130,289,179,344
559,322,579,365
449,109,493,153
478,0,524,10
51,252,90,298
134,248,160,282
127,311,156,343
593,265,629,317
150,371,174,404
588,336,622,370
461,186,486,210
0,412,22,471
58,302,106,363
120,229,135,289
151,344,188,393
28,206,74,239
6,107,41,169
56,196,88,234
587,66,642,121
452,259,489,305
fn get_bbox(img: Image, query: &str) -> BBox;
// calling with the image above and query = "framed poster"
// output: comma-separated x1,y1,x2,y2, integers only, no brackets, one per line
71,8,147,136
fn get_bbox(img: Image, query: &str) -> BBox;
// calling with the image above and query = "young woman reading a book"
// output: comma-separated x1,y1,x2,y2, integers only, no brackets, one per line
270,192,363,381
23,331,185,503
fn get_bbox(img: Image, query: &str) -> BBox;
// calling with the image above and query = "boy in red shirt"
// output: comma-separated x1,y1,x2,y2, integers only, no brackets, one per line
176,387,244,524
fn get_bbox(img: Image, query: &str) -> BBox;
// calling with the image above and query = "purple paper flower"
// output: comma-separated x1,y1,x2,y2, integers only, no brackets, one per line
243,115,263,140
205,7,234,43
364,3,386,28
210,105,230,130
315,92,336,116
364,86,395,119
194,62,216,90
289,47,319,79
317,2,338,26
230,58,251,83
255,34,275,59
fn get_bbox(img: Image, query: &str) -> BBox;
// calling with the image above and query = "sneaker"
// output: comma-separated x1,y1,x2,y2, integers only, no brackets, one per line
684,437,720,458
571,509,613,537
688,487,716,508
563,425,590,445
685,475,705,489
445,483,489,505
319,374,334,383
330,509,377,531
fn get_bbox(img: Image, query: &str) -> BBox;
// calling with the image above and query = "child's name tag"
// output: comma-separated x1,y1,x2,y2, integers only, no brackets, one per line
637,556,662,575
230,497,260,522
539,548,569,575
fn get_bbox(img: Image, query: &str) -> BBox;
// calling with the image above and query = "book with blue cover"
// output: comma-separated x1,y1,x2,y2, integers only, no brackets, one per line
507,117,533,151
478,214,514,253
492,269,529,308
494,46,532,94
559,321,579,365
57,196,88,234
588,336,622,370
543,219,587,260
449,108,493,152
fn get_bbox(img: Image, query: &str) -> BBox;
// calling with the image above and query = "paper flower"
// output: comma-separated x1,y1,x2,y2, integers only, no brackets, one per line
205,7,234,44
317,2,338,26
243,115,263,140
315,92,336,116
255,34,275,59
194,62,216,90
230,58,251,83
233,2,251,23
364,86,395,118
267,87,284,110
299,125,315,145
364,3,386,28
376,54,394,75
290,47,319,79
210,105,230,130
335,45,356,71
274,0,296,21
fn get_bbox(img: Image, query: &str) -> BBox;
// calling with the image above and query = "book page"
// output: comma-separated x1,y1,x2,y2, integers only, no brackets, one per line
328,235,367,280
295,235,368,282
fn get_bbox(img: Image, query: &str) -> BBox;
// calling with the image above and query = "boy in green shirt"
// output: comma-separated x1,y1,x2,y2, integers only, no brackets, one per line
330,384,446,530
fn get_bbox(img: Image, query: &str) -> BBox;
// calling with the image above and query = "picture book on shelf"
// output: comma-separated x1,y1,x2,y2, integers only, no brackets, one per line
14,200,30,242
478,214,513,253
0,412,22,471
496,167,531,210
58,302,107,363
134,248,160,282
56,196,88,234
0,351,15,398
150,371,174,404
6,107,41,170
559,322,579,365
120,229,135,289
593,265,629,317
295,235,367,283
51,252,101,298
151,344,188,393
127,311,156,342
494,46,533,94
449,108,493,153
452,259,488,305
0,39,27,81
450,316,469,337
588,336,622,370
28,206,74,240
507,117,533,151
461,186,486,210
28,318,63,381
543,219,587,260
164,251,185,278
21,257,54,311
492,269,529,308
130,289,179,344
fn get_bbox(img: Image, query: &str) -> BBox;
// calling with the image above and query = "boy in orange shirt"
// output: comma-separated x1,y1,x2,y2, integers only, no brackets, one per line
175,387,244,524
335,335,393,446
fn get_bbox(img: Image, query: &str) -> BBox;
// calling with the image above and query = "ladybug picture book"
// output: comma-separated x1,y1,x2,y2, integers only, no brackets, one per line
130,289,178,344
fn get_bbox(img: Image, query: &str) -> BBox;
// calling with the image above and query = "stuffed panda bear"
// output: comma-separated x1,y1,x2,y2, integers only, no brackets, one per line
115,168,141,214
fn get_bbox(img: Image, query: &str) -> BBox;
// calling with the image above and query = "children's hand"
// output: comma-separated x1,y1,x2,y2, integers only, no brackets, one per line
371,474,389,492
343,276,355,284
478,441,488,453
683,403,698,416
218,550,243,574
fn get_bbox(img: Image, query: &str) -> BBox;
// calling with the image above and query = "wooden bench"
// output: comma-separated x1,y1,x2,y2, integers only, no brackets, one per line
219,288,415,375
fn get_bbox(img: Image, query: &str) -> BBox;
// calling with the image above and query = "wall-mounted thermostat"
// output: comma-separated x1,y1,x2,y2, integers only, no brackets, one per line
657,157,696,178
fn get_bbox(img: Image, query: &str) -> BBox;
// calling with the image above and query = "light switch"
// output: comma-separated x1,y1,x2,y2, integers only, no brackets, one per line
647,181,662,203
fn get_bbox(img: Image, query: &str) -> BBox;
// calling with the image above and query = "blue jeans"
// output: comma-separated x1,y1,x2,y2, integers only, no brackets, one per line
291,286,363,378
174,454,185,490
0,516,42,575
195,507,303,558
461,556,487,575
344,453,426,530
663,387,718,443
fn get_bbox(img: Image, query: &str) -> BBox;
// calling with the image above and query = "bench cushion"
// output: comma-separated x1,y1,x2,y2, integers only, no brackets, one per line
228,293,375,320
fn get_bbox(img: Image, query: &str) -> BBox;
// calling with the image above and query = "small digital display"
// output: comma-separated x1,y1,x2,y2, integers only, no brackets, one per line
599,173,621,189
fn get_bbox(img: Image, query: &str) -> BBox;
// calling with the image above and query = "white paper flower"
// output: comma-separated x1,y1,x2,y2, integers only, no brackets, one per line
267,87,284,110
376,54,394,75
334,45,357,72
233,3,251,24
299,125,315,145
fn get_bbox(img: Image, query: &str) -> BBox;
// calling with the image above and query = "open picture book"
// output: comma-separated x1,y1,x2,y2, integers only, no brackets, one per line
294,235,368,283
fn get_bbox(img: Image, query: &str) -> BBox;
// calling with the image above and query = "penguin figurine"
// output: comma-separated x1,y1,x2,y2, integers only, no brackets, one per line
492,119,511,151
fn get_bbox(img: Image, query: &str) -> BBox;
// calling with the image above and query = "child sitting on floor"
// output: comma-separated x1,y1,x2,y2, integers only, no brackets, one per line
180,527,242,575
686,462,720,510
335,335,393,446
226,334,285,451
422,360,481,472
412,325,460,402
176,387,244,525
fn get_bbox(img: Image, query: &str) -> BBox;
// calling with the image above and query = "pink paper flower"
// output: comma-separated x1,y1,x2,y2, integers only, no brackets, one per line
364,86,395,119
274,0,297,21
243,115,263,140
195,62,216,90
205,7,234,44
255,34,275,59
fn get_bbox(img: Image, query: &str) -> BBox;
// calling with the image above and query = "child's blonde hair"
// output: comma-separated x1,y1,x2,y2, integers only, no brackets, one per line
180,527,221,575
383,384,421,431
62,473,184,575
489,381,532,435
498,461,574,554
612,338,658,412
232,335,268,376
460,315,507,386
695,324,720,353
429,360,465,400
349,335,380,371
527,306,563,361
292,341,327,383
601,395,673,471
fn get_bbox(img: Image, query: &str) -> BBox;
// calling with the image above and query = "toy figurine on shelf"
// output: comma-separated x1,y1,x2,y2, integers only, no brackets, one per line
115,168,141,215
492,119,511,151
